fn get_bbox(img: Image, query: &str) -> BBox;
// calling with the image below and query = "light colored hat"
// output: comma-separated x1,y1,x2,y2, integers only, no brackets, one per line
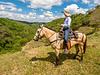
64,8,71,16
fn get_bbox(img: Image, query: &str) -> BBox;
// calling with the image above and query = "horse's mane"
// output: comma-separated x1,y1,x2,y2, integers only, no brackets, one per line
44,26,57,32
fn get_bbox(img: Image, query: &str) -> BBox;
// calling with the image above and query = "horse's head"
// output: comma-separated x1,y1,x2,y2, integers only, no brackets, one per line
33,25,44,41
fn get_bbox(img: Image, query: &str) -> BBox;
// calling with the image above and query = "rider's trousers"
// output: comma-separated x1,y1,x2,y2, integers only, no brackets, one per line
64,28,70,43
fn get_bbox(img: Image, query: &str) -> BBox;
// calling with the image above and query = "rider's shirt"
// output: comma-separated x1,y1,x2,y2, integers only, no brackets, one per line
64,17,71,28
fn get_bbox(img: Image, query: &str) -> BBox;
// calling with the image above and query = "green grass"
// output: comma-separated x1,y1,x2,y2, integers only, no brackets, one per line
0,31,100,75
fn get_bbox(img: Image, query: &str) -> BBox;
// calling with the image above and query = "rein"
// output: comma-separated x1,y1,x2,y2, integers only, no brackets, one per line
41,28,57,44
39,27,57,44
47,33,56,40
49,33,60,44
48,33,58,44
50,39,58,44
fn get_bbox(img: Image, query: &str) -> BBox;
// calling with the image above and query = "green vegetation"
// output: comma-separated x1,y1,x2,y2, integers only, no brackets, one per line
0,5,100,75
0,18,38,54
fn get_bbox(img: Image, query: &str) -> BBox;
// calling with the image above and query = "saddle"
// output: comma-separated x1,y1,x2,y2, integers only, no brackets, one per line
69,31,78,39
59,30,78,49
59,30,78,39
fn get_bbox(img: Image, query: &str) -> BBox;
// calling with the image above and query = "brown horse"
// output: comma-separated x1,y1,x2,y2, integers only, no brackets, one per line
33,25,87,65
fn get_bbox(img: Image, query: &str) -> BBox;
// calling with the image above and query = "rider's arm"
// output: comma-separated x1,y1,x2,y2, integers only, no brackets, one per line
67,17,71,27
64,17,71,28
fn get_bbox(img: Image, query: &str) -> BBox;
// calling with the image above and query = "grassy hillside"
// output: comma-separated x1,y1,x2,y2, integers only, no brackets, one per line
0,18,38,54
89,5,100,27
0,30,100,75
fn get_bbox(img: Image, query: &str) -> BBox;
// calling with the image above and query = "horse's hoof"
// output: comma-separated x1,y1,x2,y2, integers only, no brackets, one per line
56,61,61,66
53,62,58,66
54,63,59,67
79,60,83,64
80,61,83,64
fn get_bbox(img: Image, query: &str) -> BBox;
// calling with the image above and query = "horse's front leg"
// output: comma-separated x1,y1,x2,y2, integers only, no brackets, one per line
55,48,60,65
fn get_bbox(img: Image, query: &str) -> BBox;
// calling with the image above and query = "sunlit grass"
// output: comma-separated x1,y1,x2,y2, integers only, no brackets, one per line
0,31,100,75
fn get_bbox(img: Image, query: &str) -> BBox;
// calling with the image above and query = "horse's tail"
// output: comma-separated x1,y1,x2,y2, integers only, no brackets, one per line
83,35,87,54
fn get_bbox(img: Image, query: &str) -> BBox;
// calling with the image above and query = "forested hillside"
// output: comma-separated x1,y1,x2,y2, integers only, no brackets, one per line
0,18,38,54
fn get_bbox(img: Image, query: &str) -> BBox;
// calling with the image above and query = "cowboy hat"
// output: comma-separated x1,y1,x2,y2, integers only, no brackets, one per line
64,8,71,16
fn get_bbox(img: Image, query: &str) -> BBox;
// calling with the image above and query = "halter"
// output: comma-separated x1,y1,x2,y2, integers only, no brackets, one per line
35,27,43,39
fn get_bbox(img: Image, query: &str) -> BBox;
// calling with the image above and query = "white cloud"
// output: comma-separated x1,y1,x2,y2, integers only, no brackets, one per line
65,4,79,11
43,11,53,17
0,11,36,22
39,15,45,18
18,8,22,12
27,0,62,9
19,0,26,3
36,11,60,22
76,8,88,14
0,4,15,11
94,0,100,5
37,11,63,22
0,1,63,22
7,6,18,11
82,0,100,5
82,0,90,4
0,5,5,10
0,4,22,12
0,10,63,22
64,4,88,14
0,1,16,6
0,2,22,12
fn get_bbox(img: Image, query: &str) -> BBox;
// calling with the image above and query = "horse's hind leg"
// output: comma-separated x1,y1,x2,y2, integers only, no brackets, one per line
79,45,84,61
74,44,79,59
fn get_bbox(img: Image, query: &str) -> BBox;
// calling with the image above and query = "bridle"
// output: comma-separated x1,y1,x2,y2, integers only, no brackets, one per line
35,27,59,44
35,27,43,39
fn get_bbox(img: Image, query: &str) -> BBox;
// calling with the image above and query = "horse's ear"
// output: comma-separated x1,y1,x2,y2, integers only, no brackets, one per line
40,24,44,28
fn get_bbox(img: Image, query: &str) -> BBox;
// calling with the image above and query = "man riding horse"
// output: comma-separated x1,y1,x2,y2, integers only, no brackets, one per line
61,8,72,53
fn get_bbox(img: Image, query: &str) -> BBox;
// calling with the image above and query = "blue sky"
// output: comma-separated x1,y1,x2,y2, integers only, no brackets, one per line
0,0,99,22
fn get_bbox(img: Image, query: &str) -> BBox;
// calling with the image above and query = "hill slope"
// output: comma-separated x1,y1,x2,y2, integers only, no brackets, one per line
0,30,100,75
0,18,38,54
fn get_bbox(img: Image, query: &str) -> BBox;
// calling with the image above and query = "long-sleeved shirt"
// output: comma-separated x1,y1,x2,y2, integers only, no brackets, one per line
64,17,71,27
